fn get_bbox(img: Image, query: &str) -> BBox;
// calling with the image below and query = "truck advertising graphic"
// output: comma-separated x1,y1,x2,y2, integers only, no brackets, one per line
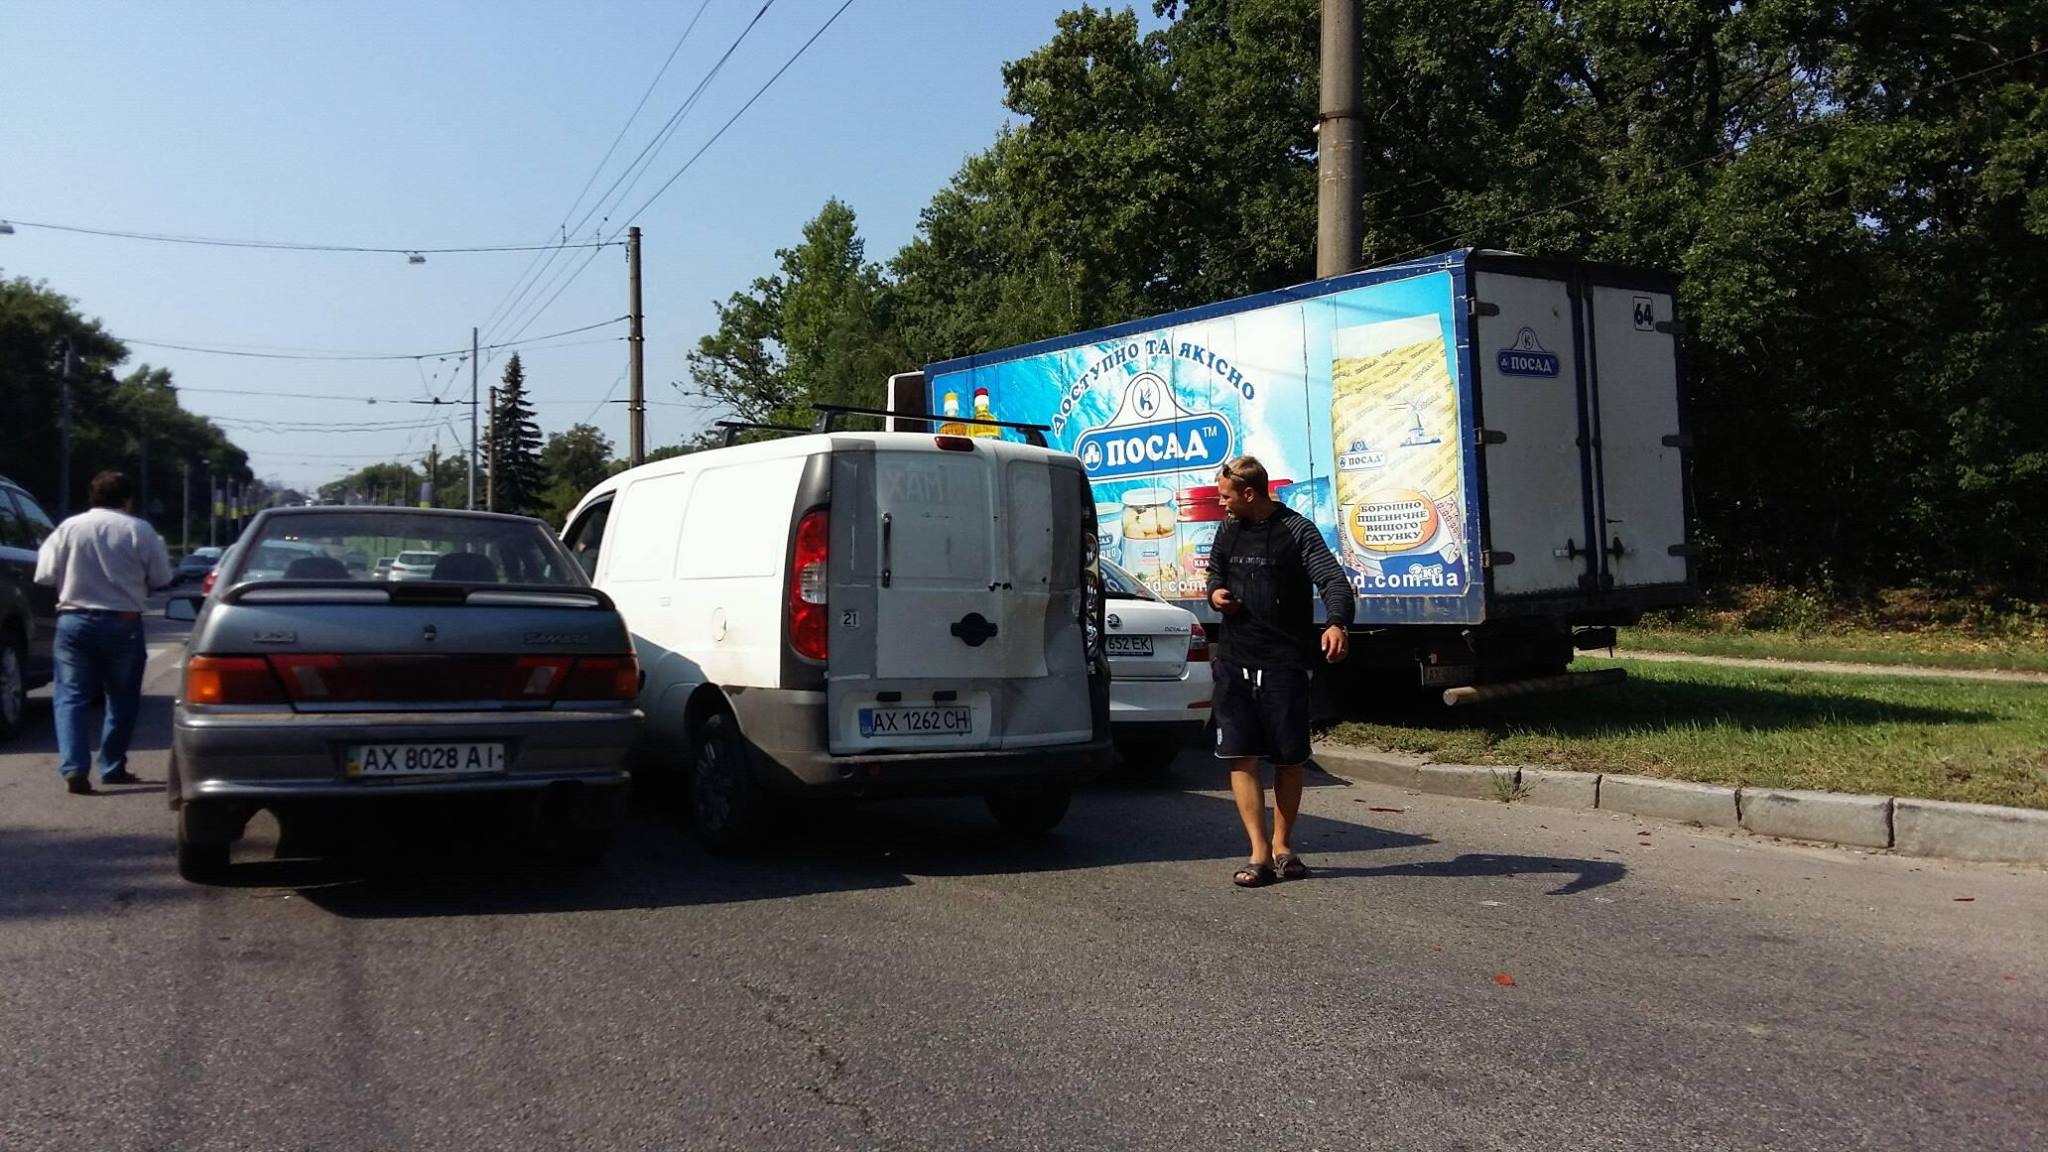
925,260,1485,624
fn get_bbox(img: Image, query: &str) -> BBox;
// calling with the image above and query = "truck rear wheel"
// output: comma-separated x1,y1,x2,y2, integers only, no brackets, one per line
689,712,766,854
986,780,1073,838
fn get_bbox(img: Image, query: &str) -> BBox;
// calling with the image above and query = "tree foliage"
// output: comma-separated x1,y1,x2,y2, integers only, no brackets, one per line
692,0,2048,596
1,276,251,536
486,354,545,517
538,422,613,526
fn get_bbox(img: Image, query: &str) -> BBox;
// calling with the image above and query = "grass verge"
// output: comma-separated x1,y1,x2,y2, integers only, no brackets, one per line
1322,659,2048,810
1614,626,2048,674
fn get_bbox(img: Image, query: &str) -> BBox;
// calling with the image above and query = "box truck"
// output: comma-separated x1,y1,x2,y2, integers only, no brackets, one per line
889,249,1698,701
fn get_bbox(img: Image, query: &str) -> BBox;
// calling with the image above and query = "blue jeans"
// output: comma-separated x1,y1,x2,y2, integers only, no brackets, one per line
53,611,147,780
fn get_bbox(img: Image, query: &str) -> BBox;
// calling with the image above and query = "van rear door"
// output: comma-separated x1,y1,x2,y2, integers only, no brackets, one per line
826,440,1094,755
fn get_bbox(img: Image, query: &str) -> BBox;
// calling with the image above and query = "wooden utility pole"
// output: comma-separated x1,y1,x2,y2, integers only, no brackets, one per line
468,326,479,509
180,459,190,552
486,385,497,513
426,443,438,508
1317,0,1362,278
628,226,646,466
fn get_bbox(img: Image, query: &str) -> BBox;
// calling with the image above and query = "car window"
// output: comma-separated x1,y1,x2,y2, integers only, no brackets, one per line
0,492,27,549
1100,559,1161,601
562,498,612,579
9,488,56,548
230,511,583,587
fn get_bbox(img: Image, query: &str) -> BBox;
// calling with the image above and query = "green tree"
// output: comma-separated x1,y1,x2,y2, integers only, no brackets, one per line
1,276,251,529
486,354,544,517
538,422,614,526
686,199,907,426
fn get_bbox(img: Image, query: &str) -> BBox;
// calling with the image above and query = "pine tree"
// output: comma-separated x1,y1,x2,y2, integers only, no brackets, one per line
487,354,544,517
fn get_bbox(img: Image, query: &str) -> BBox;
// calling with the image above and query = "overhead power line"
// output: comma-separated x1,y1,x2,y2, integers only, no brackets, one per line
475,0,717,344
0,218,622,256
488,0,857,352
116,317,626,361
482,0,780,356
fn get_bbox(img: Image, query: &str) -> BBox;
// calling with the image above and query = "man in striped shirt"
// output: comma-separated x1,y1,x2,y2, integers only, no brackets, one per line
1205,456,1355,887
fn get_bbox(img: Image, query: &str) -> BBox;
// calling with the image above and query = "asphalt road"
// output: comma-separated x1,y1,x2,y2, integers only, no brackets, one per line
3,614,2044,1151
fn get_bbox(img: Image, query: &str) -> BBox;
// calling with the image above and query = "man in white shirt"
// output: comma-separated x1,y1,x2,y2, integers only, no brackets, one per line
34,470,173,794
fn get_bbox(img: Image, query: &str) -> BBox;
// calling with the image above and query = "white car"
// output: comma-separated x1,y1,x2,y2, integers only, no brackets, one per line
384,550,442,582
1100,559,1210,774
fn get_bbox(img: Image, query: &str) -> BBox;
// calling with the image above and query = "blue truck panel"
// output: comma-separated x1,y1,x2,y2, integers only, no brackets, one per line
925,251,1489,626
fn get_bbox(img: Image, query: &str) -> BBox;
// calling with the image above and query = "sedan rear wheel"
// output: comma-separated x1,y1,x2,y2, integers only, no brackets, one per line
0,634,26,740
176,803,231,884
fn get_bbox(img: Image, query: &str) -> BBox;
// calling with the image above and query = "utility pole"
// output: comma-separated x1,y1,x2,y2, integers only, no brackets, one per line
209,475,218,547
628,226,646,466
58,337,76,516
181,459,190,553
138,434,149,521
426,443,438,508
468,326,479,509
1317,0,1362,279
486,384,497,513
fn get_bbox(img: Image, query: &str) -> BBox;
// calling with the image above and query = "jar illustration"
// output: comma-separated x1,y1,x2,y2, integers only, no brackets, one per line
1120,487,1177,590
1095,501,1124,566
1331,315,1460,584
1176,485,1225,595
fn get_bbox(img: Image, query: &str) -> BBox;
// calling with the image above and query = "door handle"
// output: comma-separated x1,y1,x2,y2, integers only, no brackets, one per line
881,512,892,589
1607,536,1627,560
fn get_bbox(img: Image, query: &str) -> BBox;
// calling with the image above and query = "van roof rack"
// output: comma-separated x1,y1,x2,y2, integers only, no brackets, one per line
809,403,1051,448
714,420,812,448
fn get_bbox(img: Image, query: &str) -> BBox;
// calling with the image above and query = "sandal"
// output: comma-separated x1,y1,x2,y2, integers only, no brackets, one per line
1233,860,1278,888
1274,852,1311,881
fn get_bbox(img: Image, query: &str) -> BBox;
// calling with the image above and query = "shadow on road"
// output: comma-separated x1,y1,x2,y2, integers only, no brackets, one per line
0,826,188,923
283,758,1435,921
1318,852,1625,896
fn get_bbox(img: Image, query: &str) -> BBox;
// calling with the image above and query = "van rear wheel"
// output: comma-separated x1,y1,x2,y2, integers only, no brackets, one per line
690,712,766,853
985,780,1073,838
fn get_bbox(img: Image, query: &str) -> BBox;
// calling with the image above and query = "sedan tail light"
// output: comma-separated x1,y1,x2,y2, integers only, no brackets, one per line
558,654,641,701
184,655,285,705
200,568,219,596
1187,620,1209,662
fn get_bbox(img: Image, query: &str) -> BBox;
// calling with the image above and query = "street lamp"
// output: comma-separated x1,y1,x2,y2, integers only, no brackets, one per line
0,221,15,235
407,252,426,264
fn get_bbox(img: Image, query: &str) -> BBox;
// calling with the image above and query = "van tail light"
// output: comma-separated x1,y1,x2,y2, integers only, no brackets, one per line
184,655,285,705
789,508,829,662
1187,620,1209,662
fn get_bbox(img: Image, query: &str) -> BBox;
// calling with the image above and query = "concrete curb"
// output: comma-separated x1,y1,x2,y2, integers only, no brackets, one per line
1894,798,2048,865
1308,743,2048,866
1740,787,1892,850
1518,767,1600,810
1599,774,1741,829
1416,764,1517,801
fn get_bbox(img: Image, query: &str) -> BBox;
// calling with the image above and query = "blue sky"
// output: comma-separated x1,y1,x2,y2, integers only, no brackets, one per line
2,1,1161,492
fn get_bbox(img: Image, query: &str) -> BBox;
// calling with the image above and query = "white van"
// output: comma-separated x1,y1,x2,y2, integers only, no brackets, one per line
562,427,1112,848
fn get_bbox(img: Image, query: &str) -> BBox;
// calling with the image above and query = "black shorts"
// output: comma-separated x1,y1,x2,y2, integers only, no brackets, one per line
1212,660,1313,766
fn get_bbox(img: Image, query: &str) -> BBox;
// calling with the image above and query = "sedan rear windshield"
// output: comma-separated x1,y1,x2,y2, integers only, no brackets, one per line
231,512,582,586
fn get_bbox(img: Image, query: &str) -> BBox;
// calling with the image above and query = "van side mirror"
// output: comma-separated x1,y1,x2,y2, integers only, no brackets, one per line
165,597,201,622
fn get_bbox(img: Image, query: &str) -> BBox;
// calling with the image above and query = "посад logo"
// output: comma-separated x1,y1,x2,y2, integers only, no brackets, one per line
1496,327,1560,378
1073,372,1233,482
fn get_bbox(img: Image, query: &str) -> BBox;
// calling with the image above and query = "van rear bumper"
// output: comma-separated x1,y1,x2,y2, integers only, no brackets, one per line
728,687,1113,798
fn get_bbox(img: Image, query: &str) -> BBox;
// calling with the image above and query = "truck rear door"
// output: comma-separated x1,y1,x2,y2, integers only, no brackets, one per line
826,440,1094,755
1583,281,1691,591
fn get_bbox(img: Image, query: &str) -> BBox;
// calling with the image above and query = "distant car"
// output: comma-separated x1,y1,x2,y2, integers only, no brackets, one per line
1099,559,1211,774
164,507,641,882
0,475,59,739
371,557,395,581
385,550,442,582
174,546,224,586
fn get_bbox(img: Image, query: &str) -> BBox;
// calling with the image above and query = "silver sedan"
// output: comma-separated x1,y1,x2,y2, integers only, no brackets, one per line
165,507,642,882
